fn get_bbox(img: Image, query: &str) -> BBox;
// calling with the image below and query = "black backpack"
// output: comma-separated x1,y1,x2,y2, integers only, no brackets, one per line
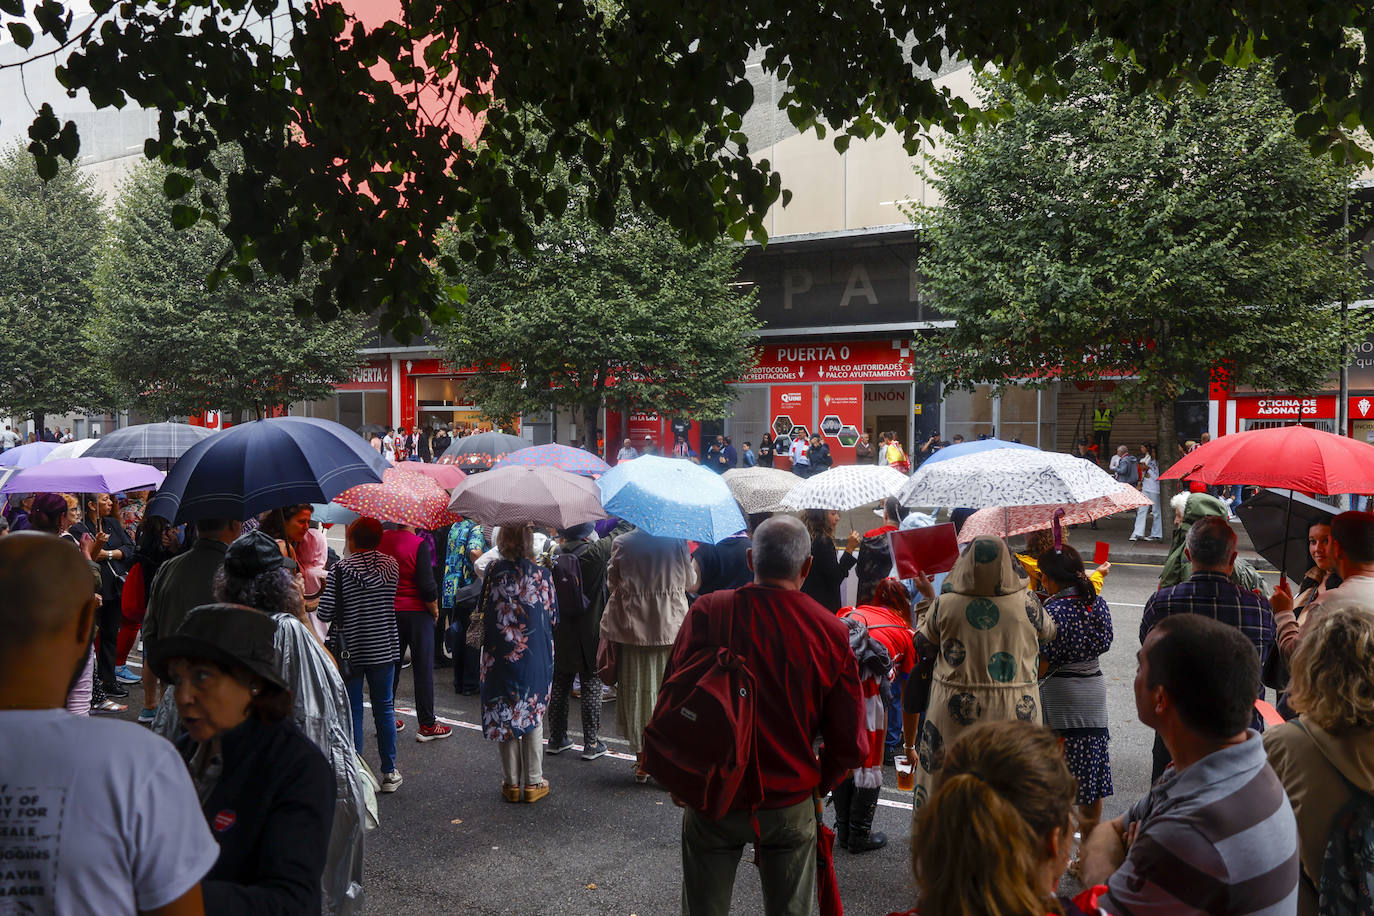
552,548,589,619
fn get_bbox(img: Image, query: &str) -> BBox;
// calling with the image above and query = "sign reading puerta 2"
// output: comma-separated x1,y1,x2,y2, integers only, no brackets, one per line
750,339,912,458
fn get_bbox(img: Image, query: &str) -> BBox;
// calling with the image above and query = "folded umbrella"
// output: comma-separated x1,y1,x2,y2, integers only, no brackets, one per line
1159,424,1374,495
597,455,746,544
0,441,58,467
722,466,800,514
955,485,1152,544
448,465,606,529
493,442,610,477
1236,488,1337,585
898,448,1122,510
82,422,217,472
436,432,527,470
1,456,165,494
333,468,459,530
146,417,387,523
781,465,909,511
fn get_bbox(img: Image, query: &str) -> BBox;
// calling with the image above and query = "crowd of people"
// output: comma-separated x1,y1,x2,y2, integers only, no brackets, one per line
5,417,1374,916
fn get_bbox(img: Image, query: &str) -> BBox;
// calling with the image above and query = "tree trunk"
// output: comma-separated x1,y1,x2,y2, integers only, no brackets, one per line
1154,397,1179,540
582,402,600,456
31,411,45,440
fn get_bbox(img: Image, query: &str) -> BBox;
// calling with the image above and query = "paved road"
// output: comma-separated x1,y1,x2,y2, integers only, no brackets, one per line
119,557,1258,915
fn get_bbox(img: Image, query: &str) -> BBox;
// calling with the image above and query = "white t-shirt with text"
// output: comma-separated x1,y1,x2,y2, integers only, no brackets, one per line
0,710,219,915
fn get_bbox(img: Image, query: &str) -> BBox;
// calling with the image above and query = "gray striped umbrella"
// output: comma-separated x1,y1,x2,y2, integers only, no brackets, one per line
84,422,217,472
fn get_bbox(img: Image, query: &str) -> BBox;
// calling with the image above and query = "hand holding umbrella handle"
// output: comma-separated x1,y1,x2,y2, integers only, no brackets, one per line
1270,579,1294,614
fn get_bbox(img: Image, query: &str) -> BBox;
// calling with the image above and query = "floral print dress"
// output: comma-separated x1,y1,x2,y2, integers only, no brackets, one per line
479,558,558,741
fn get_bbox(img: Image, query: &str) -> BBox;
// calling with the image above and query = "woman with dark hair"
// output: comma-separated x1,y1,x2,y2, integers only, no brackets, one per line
151,603,335,915
69,492,134,703
259,504,328,619
1036,544,1115,847
836,578,918,853
756,432,775,468
893,720,1107,916
114,516,181,684
799,508,861,612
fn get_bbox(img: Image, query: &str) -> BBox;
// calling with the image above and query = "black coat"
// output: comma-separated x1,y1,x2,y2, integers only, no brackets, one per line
553,523,627,675
800,534,856,613
180,717,336,916
70,516,134,604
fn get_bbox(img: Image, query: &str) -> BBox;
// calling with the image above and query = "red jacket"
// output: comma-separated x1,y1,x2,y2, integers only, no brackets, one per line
378,529,438,614
672,584,868,810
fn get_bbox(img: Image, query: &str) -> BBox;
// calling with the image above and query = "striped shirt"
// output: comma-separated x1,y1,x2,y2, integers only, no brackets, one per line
317,551,401,669
1105,731,1299,915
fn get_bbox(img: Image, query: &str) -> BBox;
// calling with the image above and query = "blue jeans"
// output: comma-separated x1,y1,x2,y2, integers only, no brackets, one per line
885,672,906,753
347,662,398,774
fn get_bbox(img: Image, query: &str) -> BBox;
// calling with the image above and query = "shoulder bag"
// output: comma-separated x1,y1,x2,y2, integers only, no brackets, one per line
466,569,494,650
324,571,356,680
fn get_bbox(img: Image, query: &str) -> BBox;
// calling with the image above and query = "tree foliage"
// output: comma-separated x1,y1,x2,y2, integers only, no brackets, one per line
435,203,759,443
0,144,108,427
911,57,1368,479
3,1,1372,335
89,155,368,421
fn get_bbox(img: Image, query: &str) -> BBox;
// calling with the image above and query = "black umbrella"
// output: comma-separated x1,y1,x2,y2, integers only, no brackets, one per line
1235,488,1337,585
437,432,526,471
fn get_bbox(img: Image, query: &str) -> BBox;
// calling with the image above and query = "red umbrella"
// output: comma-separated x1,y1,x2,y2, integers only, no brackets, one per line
395,462,467,489
1159,424,1374,495
814,792,844,916
333,468,459,529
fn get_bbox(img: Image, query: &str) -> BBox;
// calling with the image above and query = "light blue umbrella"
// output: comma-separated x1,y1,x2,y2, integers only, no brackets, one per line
921,437,1039,465
0,441,58,467
596,455,746,543
311,502,360,526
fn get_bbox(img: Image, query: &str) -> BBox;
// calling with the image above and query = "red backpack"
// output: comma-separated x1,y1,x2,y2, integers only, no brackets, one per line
641,595,763,821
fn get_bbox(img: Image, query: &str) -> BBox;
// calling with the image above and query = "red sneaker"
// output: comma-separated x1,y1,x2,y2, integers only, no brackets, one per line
415,723,452,742
395,718,406,734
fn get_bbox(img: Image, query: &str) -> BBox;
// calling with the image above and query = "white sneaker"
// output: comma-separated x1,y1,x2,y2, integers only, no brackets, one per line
380,770,403,793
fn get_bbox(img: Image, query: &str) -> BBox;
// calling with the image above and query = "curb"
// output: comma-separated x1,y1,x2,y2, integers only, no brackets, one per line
1107,549,1277,572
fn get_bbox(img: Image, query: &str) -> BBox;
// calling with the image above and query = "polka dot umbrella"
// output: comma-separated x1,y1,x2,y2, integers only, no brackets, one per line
332,468,459,529
597,455,746,543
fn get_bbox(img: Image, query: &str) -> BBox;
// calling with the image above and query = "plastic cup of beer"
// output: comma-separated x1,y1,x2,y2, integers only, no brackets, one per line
895,754,915,791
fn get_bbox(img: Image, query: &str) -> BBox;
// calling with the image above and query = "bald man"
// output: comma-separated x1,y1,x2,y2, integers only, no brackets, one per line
0,533,218,916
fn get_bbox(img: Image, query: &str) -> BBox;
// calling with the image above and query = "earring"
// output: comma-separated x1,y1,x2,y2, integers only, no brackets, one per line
251,687,260,695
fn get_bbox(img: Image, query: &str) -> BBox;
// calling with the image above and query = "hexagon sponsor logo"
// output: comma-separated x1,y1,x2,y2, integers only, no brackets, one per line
820,415,842,437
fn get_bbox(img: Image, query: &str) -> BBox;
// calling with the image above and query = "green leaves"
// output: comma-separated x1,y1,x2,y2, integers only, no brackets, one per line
6,22,33,47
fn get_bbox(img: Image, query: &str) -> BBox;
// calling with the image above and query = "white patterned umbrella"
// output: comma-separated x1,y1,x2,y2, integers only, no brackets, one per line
897,448,1123,509
955,485,1153,544
780,465,910,511
41,438,96,462
722,467,801,514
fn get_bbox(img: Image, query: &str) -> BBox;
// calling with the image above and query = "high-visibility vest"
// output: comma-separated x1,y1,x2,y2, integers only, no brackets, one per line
1092,408,1113,431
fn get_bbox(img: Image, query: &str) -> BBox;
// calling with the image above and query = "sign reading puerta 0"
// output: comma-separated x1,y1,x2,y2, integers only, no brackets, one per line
739,339,914,384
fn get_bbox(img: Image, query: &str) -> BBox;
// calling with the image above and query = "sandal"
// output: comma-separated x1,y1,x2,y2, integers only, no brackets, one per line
92,699,127,714
522,781,550,803
501,783,522,803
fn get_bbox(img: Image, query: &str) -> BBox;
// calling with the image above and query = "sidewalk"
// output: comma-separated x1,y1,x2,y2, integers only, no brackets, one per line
1064,509,1272,571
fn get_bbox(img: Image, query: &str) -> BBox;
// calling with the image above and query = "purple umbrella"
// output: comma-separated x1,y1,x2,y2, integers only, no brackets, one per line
492,443,610,477
0,441,59,467
1,457,165,494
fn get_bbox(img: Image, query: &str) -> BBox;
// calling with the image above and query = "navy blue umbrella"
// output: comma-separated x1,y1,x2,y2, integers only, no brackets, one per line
147,417,388,523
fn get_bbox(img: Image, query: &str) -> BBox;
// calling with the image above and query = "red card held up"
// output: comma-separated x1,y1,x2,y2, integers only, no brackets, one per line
1094,541,1110,565
889,523,960,578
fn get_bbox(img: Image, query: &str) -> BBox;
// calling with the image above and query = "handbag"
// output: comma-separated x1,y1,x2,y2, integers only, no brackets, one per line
596,638,620,686
324,572,356,680
466,571,493,650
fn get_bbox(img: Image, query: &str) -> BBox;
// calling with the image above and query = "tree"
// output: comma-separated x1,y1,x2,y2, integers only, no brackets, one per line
0,144,108,431
435,204,759,446
89,156,368,422
910,57,1369,519
3,1,1373,335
